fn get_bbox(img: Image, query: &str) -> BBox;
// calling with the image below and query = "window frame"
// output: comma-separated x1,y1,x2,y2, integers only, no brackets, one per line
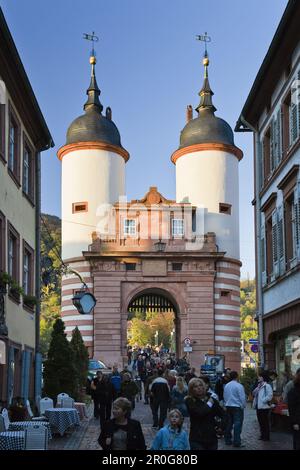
8,103,21,187
123,218,136,237
0,102,5,163
7,222,20,301
172,218,184,238
22,240,34,306
0,211,5,273
22,134,35,204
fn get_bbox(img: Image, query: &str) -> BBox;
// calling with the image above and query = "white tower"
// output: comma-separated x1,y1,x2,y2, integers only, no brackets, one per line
171,53,243,259
57,55,129,261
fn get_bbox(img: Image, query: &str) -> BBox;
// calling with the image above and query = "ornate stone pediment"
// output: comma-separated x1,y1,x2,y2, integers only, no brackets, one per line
131,187,175,206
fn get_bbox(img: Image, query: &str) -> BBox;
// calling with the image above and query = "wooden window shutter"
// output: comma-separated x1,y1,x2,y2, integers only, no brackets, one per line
270,118,275,173
261,222,267,286
277,205,285,276
271,209,279,280
275,109,282,165
295,181,300,260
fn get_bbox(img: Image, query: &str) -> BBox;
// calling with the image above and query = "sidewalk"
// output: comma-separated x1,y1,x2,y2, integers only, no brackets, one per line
49,399,293,451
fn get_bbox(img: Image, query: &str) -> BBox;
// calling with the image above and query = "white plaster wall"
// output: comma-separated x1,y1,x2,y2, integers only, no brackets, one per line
62,148,125,260
263,269,300,314
176,150,239,259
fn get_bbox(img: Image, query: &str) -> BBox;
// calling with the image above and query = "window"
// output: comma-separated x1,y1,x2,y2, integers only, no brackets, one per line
278,166,300,269
22,136,34,202
282,91,291,155
219,203,232,215
7,223,20,299
23,241,34,298
0,211,5,272
262,127,271,184
0,103,5,162
125,263,136,271
172,263,182,271
220,290,231,298
124,219,136,236
72,202,88,213
290,74,300,146
8,105,20,184
172,219,184,237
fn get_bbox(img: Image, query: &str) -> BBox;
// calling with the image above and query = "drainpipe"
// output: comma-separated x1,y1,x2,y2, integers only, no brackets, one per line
240,116,265,367
34,150,42,402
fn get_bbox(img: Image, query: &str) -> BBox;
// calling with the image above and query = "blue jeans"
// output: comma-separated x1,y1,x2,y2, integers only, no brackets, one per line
224,407,244,446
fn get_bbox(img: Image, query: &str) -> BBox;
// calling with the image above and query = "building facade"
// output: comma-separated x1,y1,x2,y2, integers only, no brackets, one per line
58,51,243,370
0,9,53,406
236,0,300,375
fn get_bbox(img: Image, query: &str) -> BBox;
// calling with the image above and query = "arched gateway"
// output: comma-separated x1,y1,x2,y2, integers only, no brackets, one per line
126,289,179,355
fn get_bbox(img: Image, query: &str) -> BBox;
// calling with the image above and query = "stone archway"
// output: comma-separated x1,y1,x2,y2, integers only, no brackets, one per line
121,286,185,362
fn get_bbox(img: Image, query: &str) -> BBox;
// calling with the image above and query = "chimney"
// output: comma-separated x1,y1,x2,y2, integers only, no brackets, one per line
186,105,193,123
106,106,112,120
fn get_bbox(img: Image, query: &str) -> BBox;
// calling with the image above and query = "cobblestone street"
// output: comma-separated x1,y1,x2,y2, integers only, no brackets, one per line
48,399,293,451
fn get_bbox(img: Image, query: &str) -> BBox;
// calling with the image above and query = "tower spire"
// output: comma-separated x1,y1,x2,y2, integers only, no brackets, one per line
195,33,216,114
83,32,103,113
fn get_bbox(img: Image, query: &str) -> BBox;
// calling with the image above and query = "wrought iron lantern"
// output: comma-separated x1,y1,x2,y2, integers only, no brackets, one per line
72,288,96,315
154,239,166,252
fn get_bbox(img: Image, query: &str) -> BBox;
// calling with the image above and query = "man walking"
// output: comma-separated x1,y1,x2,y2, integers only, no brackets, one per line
224,370,246,447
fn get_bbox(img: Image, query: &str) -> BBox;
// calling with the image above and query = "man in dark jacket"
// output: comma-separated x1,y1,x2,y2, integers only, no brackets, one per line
215,368,231,402
150,368,170,429
287,367,300,450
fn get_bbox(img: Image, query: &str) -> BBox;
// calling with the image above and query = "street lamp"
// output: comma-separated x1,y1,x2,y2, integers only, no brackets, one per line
64,267,97,315
72,289,96,315
154,239,166,252
155,330,159,347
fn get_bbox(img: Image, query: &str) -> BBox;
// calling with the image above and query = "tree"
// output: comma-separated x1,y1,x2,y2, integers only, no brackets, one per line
40,214,62,358
43,318,77,400
240,279,258,364
128,311,174,347
70,327,89,401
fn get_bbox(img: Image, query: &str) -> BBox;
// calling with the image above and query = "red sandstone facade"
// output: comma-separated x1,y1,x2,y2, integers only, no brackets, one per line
61,187,241,371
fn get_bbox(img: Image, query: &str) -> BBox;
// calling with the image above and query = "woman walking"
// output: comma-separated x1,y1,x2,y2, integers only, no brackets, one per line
98,397,146,450
170,376,189,417
185,377,225,450
287,367,300,450
252,371,273,441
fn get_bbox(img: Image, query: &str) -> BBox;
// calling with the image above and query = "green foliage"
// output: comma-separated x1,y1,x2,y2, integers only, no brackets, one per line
40,214,62,357
70,327,89,401
240,367,257,398
240,279,258,363
43,318,77,400
128,311,174,347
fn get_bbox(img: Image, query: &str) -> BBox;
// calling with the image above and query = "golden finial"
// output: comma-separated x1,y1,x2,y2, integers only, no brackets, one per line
90,56,96,65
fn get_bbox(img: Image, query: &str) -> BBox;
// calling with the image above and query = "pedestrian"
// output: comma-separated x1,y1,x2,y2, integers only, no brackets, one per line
185,377,225,450
95,373,114,429
252,371,273,441
90,371,103,419
170,376,189,417
287,367,300,450
110,364,122,400
223,370,246,448
215,368,231,403
150,408,190,450
150,368,170,429
120,373,139,411
98,397,146,450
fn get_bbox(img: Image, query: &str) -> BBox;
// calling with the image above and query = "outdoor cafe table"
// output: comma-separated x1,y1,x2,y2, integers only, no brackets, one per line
0,431,25,450
8,420,52,439
44,408,80,436
56,402,88,421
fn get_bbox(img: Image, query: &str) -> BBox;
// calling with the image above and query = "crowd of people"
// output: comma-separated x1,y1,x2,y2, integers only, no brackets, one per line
89,345,300,450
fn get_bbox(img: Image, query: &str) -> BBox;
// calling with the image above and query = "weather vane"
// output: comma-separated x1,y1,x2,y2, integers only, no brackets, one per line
196,32,211,56
83,31,99,57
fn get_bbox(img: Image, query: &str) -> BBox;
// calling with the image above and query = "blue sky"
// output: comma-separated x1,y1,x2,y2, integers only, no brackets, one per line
1,0,288,279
